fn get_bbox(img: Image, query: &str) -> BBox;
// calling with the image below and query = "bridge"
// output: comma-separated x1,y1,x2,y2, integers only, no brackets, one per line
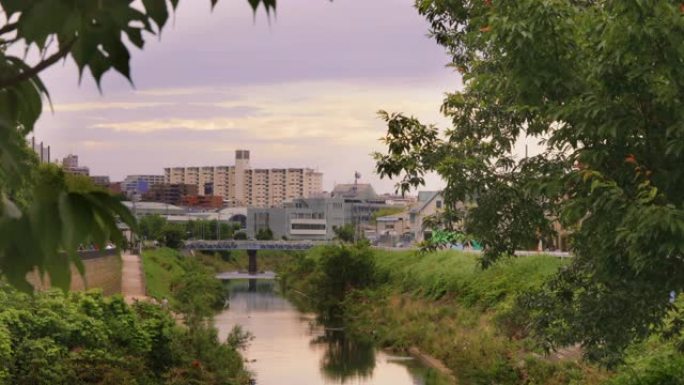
185,240,320,275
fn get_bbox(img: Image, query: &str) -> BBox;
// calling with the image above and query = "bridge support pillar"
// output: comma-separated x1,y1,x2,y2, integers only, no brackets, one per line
247,250,258,275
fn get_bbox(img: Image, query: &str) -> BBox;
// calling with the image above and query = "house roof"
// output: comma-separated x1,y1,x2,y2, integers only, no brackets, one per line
376,214,405,222
410,191,442,214
331,183,378,200
122,201,186,215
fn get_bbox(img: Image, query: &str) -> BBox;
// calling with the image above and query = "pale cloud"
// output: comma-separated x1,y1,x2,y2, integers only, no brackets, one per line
93,118,238,133
88,80,450,145
135,87,235,97
53,101,172,112
79,140,117,149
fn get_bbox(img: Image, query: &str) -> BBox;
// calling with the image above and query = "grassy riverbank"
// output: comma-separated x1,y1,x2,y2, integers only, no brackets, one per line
279,245,684,385
348,250,607,385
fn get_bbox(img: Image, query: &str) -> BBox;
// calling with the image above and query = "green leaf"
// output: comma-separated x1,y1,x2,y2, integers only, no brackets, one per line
17,0,72,48
142,0,169,30
0,0,30,16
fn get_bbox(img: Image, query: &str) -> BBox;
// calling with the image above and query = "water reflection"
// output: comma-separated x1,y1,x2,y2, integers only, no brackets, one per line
214,280,450,385
312,329,376,383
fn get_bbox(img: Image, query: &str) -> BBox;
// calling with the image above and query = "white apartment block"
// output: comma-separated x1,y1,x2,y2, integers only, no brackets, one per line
164,150,323,208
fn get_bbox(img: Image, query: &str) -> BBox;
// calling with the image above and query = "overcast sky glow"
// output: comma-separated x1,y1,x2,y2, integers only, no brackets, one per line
34,0,461,194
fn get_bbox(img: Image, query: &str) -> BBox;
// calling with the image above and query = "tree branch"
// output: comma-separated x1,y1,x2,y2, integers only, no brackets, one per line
0,22,18,36
0,38,76,89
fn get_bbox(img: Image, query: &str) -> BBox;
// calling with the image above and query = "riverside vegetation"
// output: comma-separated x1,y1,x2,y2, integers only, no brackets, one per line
0,288,248,385
0,248,251,385
279,244,684,385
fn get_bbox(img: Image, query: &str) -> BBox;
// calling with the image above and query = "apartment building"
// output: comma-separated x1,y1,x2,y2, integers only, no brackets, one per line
61,154,90,176
164,150,323,208
122,175,165,195
142,183,198,206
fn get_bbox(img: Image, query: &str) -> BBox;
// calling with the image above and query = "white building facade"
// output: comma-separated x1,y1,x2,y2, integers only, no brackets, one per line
164,150,323,208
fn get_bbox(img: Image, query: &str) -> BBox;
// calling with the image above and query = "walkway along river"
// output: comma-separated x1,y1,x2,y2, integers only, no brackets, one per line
215,279,449,385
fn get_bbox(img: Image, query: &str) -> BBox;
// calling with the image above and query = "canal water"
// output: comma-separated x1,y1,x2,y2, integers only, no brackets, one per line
215,280,448,385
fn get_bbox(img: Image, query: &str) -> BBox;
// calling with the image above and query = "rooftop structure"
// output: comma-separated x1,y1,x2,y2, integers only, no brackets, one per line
330,183,378,201
61,154,89,176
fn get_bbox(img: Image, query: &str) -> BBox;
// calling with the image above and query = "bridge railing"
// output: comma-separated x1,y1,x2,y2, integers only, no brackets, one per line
184,240,324,251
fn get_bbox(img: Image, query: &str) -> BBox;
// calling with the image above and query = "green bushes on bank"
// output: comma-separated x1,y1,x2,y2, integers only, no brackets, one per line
605,346,684,385
141,248,230,324
0,287,248,385
279,244,377,319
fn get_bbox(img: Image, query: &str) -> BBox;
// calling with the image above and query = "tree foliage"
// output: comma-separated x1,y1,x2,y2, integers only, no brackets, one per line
333,224,356,243
0,287,247,384
159,223,185,249
279,244,377,320
255,227,274,241
139,215,168,242
170,259,225,328
0,0,276,290
375,0,684,363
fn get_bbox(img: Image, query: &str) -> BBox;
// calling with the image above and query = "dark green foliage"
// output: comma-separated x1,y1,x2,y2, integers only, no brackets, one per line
0,287,247,384
233,231,247,240
255,227,273,240
605,345,684,385
375,0,684,362
0,164,136,291
333,224,356,243
279,244,377,319
170,259,225,327
159,223,184,249
139,215,168,242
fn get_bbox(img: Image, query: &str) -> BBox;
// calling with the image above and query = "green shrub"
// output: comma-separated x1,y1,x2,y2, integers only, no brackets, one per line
606,344,684,385
279,244,377,319
0,288,246,384
170,260,225,327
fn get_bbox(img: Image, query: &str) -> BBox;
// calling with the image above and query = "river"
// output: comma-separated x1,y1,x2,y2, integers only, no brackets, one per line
215,279,448,385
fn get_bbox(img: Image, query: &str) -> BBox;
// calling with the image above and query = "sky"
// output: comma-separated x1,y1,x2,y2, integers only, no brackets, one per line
33,0,462,194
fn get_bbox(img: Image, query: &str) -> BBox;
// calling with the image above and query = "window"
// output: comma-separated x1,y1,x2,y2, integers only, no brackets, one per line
291,223,326,230
436,200,442,209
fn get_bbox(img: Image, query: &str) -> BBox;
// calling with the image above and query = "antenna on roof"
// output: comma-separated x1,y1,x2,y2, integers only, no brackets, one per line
353,171,361,191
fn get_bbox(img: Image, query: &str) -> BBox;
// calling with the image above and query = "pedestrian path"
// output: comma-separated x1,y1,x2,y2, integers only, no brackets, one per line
121,253,148,304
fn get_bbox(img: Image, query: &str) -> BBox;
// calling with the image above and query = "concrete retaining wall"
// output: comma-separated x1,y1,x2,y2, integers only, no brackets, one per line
27,250,123,295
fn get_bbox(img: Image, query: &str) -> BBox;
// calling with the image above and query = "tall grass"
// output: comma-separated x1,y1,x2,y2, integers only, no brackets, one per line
373,249,567,308
337,249,607,385
141,247,188,300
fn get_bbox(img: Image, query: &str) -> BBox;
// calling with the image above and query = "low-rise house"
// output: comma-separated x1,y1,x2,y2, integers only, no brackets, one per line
408,191,446,242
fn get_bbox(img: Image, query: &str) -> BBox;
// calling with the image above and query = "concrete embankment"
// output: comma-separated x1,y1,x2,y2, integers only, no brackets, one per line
27,249,123,295
408,346,457,384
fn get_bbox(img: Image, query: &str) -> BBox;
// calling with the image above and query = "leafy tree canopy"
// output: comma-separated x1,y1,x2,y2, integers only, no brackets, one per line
333,224,356,243
256,227,274,241
0,0,275,290
375,0,684,364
